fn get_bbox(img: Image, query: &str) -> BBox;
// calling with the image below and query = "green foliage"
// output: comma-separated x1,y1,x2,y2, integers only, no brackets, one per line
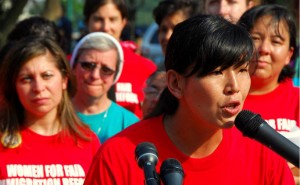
136,0,161,26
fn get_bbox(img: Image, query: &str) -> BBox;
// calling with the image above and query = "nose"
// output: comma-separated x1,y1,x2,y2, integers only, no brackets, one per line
224,72,240,95
257,39,270,56
219,1,230,16
102,20,110,32
91,67,101,79
32,78,45,93
165,30,173,42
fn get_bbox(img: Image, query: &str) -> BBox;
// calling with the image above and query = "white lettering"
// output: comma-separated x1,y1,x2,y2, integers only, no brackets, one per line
2,178,60,185
45,165,64,177
116,83,132,92
266,118,297,132
62,178,84,185
6,165,43,178
277,118,296,131
116,92,138,103
63,165,85,177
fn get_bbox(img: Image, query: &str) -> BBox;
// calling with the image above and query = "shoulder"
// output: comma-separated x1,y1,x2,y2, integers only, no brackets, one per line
110,102,139,119
279,79,299,101
106,116,163,142
121,45,157,68
96,117,160,154
281,79,299,92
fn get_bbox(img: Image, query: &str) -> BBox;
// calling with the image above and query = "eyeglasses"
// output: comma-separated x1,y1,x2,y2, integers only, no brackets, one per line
79,61,116,76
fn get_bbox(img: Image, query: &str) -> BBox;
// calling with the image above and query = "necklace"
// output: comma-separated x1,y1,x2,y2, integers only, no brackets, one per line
96,108,109,135
103,109,108,119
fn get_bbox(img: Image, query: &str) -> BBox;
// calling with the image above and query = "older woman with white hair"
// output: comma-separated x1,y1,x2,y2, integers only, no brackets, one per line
70,32,139,143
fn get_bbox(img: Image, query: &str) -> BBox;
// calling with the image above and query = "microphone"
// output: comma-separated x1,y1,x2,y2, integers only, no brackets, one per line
160,158,184,185
235,110,300,167
135,142,160,185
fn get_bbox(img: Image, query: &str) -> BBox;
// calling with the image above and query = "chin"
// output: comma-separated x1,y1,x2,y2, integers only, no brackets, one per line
222,121,235,129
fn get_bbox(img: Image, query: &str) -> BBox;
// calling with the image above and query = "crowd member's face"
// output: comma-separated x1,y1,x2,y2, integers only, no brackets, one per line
159,11,187,55
74,49,117,100
250,15,293,89
172,63,250,129
204,0,253,23
142,72,167,117
86,3,127,40
16,52,67,118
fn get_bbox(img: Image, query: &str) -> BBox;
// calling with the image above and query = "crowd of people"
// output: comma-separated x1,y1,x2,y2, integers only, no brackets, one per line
0,0,298,184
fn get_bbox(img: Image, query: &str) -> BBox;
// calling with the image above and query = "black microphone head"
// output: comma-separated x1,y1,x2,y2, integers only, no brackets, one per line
235,110,264,138
160,158,184,185
135,142,158,168
160,158,184,175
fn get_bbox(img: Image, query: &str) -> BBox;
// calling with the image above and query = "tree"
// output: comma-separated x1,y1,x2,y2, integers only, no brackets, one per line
0,0,62,48
0,0,28,48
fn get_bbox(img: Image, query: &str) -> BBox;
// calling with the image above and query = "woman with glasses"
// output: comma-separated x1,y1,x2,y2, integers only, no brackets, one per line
83,0,157,119
70,32,139,143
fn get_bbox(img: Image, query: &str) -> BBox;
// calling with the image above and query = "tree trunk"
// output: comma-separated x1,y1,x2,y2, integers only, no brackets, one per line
42,0,62,21
0,0,28,48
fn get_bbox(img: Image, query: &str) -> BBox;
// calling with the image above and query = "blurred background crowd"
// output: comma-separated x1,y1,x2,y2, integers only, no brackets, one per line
0,0,298,67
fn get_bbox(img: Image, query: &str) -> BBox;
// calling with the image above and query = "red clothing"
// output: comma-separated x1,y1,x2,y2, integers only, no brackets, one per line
84,116,294,185
243,79,300,145
0,128,100,184
115,42,157,119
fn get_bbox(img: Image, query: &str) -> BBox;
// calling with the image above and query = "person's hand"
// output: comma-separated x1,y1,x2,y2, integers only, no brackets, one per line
288,162,299,185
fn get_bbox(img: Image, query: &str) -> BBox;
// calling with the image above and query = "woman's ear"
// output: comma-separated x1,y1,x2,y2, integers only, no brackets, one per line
167,70,184,99
62,77,68,90
121,18,128,31
284,47,294,65
247,0,255,8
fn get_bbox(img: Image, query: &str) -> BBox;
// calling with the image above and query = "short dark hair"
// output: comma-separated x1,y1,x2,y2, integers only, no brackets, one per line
238,4,297,82
147,15,254,118
153,0,201,26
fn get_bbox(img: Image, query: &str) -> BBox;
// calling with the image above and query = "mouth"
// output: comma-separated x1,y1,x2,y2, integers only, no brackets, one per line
221,101,241,116
257,60,270,67
32,98,49,105
85,81,103,86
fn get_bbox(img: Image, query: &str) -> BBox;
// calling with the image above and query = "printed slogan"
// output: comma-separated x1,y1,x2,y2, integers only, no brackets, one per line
1,164,85,185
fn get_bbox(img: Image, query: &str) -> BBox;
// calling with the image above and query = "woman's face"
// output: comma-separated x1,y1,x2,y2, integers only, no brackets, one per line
159,11,187,55
204,0,253,23
86,3,127,40
73,49,117,100
142,72,167,117
176,63,250,128
250,15,294,87
16,52,67,118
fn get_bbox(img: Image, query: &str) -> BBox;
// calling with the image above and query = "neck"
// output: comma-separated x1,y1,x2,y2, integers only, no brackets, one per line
163,112,223,158
249,77,279,95
24,109,61,136
73,94,111,114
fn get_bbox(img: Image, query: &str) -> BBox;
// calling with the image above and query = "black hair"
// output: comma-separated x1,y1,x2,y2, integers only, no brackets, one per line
238,4,297,82
146,15,254,118
153,0,201,26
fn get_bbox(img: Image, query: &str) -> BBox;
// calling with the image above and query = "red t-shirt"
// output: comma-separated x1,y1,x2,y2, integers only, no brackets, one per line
84,116,294,185
114,43,157,118
243,79,300,145
0,128,100,184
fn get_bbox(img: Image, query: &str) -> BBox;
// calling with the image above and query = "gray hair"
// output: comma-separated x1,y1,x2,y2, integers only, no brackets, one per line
70,32,124,83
